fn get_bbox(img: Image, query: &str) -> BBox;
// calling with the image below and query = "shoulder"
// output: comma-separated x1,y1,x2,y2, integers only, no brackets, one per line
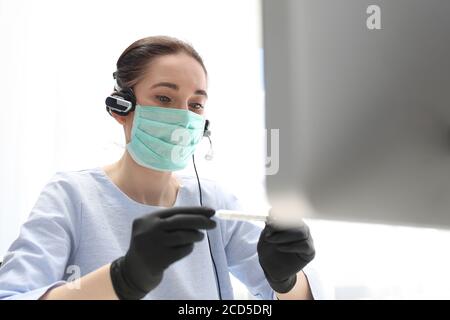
23,169,102,236
47,167,102,186
30,168,109,228
39,167,104,201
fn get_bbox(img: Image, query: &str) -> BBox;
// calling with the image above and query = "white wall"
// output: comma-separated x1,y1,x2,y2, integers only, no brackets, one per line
307,219,450,299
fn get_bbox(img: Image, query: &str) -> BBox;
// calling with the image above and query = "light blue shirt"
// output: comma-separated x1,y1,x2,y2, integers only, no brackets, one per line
0,168,323,300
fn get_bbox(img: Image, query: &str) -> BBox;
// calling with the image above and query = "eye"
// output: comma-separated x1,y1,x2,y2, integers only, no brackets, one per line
156,95,171,103
189,103,204,110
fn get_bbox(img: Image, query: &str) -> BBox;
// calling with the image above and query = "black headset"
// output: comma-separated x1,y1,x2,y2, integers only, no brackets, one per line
105,72,211,136
104,72,135,116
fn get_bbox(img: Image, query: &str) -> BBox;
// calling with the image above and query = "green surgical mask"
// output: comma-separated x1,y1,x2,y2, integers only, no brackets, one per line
127,105,205,171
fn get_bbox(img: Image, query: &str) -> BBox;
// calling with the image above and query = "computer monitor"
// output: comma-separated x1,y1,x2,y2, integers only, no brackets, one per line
262,0,450,229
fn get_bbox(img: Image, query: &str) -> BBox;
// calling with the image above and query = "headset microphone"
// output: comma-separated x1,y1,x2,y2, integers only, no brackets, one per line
203,119,214,160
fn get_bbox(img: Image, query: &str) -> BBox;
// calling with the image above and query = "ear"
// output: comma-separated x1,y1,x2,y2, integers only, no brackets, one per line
110,111,130,126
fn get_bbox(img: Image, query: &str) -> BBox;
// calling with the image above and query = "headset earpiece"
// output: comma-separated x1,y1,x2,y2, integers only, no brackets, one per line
105,87,136,116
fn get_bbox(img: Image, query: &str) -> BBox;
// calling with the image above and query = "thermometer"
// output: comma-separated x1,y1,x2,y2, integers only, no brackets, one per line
215,209,269,222
215,209,303,227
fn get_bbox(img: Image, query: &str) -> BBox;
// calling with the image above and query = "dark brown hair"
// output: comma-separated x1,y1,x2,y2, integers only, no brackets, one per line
114,35,207,90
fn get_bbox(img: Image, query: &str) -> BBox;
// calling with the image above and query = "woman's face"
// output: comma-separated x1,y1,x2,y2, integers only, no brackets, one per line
116,52,208,143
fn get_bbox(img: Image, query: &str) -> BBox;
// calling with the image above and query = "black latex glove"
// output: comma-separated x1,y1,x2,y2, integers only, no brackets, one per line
257,220,315,294
110,206,216,300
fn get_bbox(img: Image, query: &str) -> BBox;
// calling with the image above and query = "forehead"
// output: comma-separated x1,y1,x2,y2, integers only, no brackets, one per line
141,53,207,90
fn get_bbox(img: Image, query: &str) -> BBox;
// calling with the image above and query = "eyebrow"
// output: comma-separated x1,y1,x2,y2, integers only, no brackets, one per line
150,82,208,98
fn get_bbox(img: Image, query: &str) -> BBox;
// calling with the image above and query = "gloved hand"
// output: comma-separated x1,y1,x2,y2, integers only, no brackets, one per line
110,206,216,300
257,220,315,294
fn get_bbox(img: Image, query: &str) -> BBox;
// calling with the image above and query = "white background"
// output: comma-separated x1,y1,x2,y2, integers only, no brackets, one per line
1,0,450,299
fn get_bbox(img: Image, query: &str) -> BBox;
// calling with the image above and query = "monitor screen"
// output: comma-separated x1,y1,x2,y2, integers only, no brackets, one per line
263,0,450,228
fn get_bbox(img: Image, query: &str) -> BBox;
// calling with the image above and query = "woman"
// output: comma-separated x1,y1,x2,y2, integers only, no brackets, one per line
0,36,317,300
